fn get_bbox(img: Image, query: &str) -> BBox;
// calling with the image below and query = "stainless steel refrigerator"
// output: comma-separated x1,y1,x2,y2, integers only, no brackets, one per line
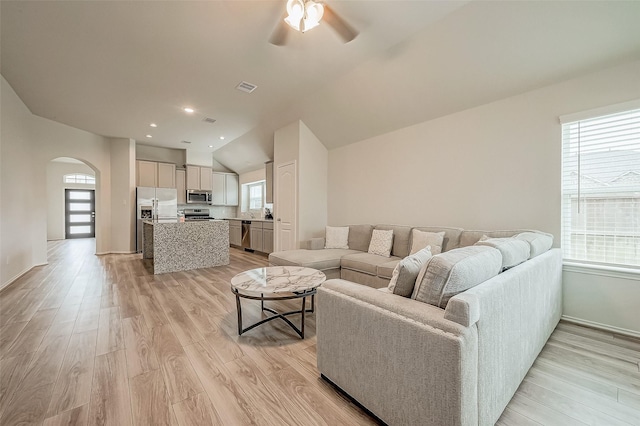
136,187,178,253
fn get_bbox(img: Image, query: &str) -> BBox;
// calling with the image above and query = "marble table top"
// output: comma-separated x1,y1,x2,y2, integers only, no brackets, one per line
231,266,326,294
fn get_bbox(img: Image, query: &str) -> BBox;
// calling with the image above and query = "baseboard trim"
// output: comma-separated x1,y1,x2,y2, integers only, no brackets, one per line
0,262,48,292
96,251,135,256
561,315,640,339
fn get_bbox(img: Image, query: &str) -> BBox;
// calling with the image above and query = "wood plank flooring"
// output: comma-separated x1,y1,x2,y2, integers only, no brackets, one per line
0,238,639,426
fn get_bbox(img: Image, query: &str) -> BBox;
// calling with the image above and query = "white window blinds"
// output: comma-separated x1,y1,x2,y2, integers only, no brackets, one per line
561,107,640,268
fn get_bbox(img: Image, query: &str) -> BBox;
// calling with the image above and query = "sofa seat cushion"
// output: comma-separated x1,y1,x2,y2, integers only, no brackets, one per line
269,249,359,271
341,252,401,276
412,246,502,308
377,260,401,280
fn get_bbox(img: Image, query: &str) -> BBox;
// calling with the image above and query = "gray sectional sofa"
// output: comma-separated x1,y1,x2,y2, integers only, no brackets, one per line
268,224,562,426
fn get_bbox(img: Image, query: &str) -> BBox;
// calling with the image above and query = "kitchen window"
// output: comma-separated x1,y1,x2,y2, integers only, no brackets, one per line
561,103,640,269
241,180,266,214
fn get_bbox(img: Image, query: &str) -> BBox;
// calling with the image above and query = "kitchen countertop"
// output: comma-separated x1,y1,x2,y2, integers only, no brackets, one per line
223,218,274,222
144,219,226,224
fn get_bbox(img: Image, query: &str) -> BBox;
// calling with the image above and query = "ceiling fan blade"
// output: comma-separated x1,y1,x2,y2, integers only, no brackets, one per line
323,4,358,43
269,14,290,46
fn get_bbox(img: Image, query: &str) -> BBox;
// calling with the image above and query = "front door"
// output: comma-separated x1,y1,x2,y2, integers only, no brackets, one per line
275,161,297,251
65,189,96,239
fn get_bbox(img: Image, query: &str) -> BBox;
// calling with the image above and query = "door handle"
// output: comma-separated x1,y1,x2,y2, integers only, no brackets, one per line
277,218,281,222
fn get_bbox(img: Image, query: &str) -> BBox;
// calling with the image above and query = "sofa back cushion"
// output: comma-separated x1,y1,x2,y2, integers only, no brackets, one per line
515,232,554,258
411,226,464,252
375,225,412,258
348,225,374,252
410,230,445,255
475,236,530,270
412,246,502,308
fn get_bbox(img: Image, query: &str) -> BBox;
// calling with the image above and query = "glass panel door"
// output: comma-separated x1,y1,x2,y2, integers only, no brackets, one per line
65,189,95,239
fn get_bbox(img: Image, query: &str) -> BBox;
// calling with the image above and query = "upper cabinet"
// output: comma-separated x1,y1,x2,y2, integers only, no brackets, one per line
176,169,186,204
185,165,212,190
157,162,176,188
211,172,239,206
265,161,274,204
136,160,176,188
200,167,213,191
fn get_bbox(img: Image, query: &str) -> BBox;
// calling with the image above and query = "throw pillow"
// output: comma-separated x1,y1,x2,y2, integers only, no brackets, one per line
410,230,445,255
388,246,433,297
475,235,530,270
324,226,349,249
368,229,394,257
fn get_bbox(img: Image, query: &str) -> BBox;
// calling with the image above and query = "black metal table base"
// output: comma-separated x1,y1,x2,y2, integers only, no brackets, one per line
233,289,316,339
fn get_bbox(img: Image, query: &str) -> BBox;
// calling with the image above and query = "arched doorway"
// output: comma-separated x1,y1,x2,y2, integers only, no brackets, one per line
46,157,98,253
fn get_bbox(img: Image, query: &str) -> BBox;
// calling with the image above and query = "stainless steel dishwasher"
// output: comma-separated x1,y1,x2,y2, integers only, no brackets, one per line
241,220,251,249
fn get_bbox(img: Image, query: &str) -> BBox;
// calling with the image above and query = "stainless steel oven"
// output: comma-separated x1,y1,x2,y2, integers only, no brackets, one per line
186,190,212,204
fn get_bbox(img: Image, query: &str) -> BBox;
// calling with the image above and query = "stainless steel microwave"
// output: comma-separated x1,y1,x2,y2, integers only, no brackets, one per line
186,189,212,204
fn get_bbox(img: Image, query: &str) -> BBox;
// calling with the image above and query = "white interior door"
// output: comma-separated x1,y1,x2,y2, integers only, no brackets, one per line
275,161,297,251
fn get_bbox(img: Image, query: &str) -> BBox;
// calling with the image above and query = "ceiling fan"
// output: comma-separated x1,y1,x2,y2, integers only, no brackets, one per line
269,0,358,46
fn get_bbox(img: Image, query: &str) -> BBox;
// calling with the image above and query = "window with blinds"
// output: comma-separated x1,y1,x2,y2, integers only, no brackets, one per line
561,107,640,268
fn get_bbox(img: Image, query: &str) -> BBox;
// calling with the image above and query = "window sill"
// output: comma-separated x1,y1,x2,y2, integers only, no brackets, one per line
563,261,640,280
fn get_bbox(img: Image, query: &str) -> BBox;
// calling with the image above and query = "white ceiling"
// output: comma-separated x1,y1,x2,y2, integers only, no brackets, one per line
2,1,640,174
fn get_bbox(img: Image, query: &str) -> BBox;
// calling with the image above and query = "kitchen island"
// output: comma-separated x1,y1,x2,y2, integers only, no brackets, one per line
142,219,229,274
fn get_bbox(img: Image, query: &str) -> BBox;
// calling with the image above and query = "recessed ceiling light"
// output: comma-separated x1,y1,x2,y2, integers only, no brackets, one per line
208,145,213,148
219,136,225,140
149,123,157,128
183,107,194,114
145,134,152,138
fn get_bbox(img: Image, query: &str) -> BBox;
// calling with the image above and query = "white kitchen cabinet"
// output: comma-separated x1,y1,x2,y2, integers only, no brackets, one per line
200,167,212,191
157,162,176,188
229,220,242,246
262,221,274,254
250,221,263,252
226,174,239,206
136,160,158,187
212,172,239,206
186,165,200,190
176,170,186,204
211,173,226,205
186,165,212,191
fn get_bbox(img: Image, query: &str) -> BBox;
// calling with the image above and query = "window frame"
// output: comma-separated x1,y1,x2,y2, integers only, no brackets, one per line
560,100,640,271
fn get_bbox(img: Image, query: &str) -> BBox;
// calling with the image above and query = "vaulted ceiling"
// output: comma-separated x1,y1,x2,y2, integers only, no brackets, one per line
2,1,640,174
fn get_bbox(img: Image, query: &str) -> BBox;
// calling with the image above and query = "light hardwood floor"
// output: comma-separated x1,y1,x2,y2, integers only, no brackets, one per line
0,239,638,426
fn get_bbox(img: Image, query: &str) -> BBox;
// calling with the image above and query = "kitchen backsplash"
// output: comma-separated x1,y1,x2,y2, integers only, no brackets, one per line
177,204,237,219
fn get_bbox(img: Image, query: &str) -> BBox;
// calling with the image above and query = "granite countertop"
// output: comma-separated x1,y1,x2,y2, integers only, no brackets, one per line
224,218,274,222
143,219,226,225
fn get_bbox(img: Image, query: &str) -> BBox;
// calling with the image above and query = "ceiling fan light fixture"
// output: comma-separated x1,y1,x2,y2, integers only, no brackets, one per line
284,0,323,33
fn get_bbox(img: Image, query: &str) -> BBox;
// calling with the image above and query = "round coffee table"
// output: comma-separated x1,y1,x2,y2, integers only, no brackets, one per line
230,266,326,339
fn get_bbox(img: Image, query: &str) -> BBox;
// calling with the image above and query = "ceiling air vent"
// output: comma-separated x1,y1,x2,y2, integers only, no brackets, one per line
236,81,257,93
202,117,216,124
181,140,192,144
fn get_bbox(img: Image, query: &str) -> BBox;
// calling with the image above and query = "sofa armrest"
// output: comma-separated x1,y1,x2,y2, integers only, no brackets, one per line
317,279,478,426
445,293,480,327
300,237,325,250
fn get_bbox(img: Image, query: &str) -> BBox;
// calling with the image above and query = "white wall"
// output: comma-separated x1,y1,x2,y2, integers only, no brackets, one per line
110,138,136,253
327,60,640,334
136,144,185,165
1,75,133,288
298,121,328,242
46,161,95,241
1,76,39,286
274,120,328,247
